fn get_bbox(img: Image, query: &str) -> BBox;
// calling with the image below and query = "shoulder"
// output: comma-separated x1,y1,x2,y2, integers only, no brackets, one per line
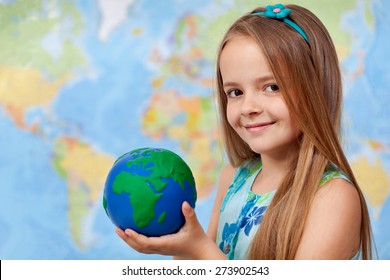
219,164,237,190
315,178,361,217
214,164,237,209
295,178,362,259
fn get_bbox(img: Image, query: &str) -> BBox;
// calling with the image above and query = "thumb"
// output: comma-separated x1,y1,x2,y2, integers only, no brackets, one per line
182,201,198,226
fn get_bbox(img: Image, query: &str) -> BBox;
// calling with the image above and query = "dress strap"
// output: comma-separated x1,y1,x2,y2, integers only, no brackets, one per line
320,164,352,186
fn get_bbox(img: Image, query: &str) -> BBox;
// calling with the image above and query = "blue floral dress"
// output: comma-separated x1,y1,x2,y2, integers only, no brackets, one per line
216,159,358,260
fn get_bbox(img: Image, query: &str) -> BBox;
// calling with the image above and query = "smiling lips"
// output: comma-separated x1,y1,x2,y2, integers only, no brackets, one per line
244,122,276,133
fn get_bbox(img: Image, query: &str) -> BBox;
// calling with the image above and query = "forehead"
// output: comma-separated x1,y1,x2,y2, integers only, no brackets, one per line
219,35,273,81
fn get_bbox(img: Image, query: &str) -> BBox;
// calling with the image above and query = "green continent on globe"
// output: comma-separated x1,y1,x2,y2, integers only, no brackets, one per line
112,148,195,229
113,172,163,228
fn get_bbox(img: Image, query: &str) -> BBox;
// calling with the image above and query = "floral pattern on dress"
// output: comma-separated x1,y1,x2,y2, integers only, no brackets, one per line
240,206,267,236
219,189,269,259
220,162,261,212
218,222,239,259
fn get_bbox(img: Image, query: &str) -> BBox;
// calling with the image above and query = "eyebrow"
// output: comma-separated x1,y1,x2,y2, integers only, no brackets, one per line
222,74,276,88
222,81,239,88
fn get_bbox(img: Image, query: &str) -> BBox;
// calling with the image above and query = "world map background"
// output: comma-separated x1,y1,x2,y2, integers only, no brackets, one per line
0,0,389,259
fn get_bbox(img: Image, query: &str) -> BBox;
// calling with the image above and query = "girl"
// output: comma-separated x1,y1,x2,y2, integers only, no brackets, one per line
116,3,373,259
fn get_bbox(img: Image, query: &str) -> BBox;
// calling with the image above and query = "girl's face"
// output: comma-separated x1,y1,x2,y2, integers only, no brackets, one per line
219,35,300,158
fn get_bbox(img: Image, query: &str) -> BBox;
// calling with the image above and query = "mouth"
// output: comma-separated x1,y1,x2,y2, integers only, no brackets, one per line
244,122,276,133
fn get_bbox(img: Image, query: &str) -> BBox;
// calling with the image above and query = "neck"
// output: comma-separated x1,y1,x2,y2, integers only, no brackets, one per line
253,145,298,194
260,155,291,183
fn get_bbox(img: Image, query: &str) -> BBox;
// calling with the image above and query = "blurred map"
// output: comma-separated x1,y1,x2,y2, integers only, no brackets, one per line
0,0,388,259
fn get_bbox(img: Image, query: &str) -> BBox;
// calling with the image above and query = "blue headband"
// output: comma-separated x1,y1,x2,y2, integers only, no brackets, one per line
252,4,309,43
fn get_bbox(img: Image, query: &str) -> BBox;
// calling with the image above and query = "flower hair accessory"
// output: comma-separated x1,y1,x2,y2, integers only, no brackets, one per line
252,4,309,43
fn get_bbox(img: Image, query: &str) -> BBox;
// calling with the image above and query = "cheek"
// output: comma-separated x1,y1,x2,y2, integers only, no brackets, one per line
274,101,299,132
226,103,235,125
289,121,301,138
284,113,301,137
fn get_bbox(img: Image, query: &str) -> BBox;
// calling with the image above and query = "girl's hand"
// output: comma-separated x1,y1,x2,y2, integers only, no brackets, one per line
115,201,223,259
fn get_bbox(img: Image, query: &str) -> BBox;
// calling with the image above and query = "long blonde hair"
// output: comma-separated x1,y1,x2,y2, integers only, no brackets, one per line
215,5,373,259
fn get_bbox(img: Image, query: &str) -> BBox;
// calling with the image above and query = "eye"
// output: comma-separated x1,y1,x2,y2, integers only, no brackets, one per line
226,89,243,97
265,84,279,92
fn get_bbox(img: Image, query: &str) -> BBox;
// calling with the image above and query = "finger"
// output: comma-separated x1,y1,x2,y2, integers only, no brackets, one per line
115,228,149,253
182,201,194,217
124,229,169,255
115,228,134,245
115,228,128,241
182,201,200,227
123,229,151,253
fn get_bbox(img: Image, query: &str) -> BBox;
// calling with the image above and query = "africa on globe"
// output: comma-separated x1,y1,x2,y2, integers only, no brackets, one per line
103,147,197,237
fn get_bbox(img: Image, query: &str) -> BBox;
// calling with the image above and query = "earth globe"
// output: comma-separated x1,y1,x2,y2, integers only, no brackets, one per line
103,147,197,237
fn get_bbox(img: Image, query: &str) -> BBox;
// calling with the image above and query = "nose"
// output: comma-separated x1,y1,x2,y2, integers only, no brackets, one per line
241,91,262,117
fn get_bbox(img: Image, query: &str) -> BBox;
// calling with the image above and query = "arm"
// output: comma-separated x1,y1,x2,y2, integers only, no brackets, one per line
116,164,236,260
207,164,237,241
294,178,362,259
